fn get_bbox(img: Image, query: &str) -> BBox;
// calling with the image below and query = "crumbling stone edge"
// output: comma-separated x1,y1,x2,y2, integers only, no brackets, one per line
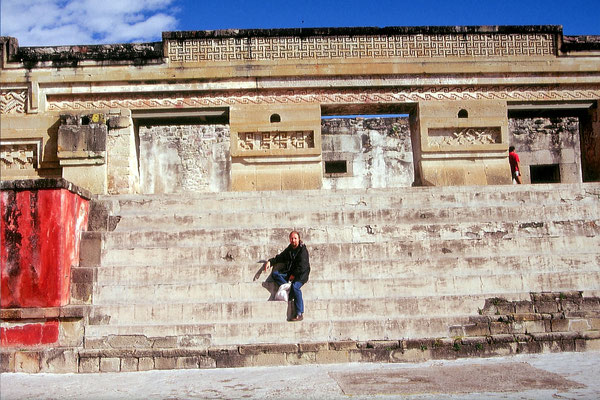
3,291,598,373
1,331,599,373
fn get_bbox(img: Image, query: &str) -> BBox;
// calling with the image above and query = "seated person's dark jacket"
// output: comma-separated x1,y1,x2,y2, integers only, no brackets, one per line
269,242,310,283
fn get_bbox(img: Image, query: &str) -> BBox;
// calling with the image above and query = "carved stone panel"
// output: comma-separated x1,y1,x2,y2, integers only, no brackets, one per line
0,89,27,114
0,140,41,170
237,131,315,152
427,127,501,149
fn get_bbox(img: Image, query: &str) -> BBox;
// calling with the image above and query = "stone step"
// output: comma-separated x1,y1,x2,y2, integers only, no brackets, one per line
88,293,528,326
83,314,477,348
100,219,600,249
97,235,599,267
111,202,600,231
95,253,600,285
92,271,600,304
99,183,600,216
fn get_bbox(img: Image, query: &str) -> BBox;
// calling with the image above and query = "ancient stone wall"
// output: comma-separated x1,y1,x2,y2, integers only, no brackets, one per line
138,124,230,194
3,26,598,191
581,107,600,182
509,117,581,183
135,118,415,193
321,117,414,189
106,110,138,195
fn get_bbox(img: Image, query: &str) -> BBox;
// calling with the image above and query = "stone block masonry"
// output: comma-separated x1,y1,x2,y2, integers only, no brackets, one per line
83,291,597,371
106,109,138,195
509,117,582,183
138,124,230,193
321,117,414,189
3,291,596,373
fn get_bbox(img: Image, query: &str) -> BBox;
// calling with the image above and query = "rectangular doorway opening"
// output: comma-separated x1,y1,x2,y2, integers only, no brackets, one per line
320,103,416,189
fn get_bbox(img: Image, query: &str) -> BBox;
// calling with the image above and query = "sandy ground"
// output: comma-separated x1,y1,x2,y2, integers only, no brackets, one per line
1,351,599,400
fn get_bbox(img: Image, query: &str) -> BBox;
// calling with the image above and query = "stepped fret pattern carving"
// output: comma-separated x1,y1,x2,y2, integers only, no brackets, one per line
0,142,38,170
0,89,27,114
167,33,555,62
46,86,600,111
238,131,314,151
428,127,501,148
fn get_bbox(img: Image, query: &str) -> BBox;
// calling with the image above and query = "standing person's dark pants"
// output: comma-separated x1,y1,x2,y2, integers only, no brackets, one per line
272,270,304,314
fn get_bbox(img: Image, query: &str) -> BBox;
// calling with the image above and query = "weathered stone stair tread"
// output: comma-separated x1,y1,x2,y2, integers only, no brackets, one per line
93,253,600,285
80,183,600,357
93,271,600,304
98,235,599,267
83,314,477,346
88,294,528,325
100,183,599,215
110,203,600,231
100,219,600,248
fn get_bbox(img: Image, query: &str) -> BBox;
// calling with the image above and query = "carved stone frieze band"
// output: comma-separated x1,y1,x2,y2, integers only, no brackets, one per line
238,131,315,151
0,88,27,114
0,140,41,170
427,127,502,148
167,33,556,62
46,86,600,111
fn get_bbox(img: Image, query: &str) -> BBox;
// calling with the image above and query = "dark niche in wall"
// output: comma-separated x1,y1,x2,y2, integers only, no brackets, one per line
325,160,348,174
530,164,561,184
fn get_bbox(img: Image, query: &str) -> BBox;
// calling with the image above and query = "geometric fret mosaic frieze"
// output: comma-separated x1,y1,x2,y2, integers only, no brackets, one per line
0,89,27,114
238,131,315,151
167,33,556,62
0,141,39,170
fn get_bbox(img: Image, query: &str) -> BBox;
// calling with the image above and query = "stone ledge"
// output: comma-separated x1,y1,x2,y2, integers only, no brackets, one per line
11,42,163,66
562,35,600,52
2,331,599,373
0,305,86,321
0,178,92,200
163,25,563,40
239,343,298,355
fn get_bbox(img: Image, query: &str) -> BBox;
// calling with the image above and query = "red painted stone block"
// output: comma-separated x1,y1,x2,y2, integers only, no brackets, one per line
1,180,90,308
0,320,59,347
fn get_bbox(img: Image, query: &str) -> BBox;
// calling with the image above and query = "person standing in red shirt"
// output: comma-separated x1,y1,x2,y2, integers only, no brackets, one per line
509,146,522,184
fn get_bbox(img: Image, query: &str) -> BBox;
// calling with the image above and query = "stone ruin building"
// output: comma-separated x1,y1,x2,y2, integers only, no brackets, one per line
1,25,600,373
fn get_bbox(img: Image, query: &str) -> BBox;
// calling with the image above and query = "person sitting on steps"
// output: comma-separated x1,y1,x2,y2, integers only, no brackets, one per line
264,230,310,322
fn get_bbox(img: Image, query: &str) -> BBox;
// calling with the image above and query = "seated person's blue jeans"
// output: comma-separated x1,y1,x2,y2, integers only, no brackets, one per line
272,270,304,314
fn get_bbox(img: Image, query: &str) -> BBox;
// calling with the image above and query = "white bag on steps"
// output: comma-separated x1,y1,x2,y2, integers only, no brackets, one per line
274,282,292,301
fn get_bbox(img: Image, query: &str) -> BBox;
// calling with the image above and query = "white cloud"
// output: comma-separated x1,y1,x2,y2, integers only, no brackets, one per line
0,0,179,46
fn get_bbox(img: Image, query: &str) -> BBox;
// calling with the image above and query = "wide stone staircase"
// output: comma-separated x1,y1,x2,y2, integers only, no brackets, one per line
76,183,600,371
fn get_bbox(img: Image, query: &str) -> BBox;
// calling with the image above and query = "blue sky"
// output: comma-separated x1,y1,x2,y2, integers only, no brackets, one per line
1,0,599,46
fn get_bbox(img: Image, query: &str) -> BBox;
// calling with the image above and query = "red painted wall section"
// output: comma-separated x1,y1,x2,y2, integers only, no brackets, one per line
1,187,89,308
0,320,59,347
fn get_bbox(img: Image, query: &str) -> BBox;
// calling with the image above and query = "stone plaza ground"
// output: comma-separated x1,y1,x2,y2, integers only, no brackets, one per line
2,351,599,399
